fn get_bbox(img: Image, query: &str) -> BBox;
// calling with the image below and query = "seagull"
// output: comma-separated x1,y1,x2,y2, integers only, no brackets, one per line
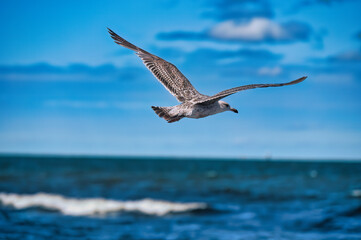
108,28,307,123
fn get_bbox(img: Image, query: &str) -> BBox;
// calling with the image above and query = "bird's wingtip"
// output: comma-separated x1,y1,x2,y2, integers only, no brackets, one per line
286,76,307,86
107,27,114,34
294,76,307,83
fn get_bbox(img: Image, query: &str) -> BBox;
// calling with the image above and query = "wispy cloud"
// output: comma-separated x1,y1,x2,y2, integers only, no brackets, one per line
186,47,282,62
44,100,149,110
0,63,146,82
258,66,282,76
311,73,355,84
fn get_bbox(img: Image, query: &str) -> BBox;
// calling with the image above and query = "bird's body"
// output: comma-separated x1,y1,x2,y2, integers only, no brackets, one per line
152,101,234,123
187,102,226,119
108,28,306,123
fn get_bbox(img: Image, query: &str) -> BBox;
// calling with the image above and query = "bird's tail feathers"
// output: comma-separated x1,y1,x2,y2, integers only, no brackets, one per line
151,106,182,123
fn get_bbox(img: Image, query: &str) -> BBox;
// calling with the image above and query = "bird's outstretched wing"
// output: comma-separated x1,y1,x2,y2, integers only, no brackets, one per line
108,28,203,102
195,76,307,105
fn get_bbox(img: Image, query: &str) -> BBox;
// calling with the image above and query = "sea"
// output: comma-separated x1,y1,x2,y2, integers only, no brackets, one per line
0,155,360,240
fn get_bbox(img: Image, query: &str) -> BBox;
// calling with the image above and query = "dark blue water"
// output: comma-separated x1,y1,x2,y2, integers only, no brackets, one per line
0,155,361,240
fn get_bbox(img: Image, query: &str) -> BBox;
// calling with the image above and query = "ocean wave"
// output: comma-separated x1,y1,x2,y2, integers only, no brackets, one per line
351,189,361,198
0,192,208,216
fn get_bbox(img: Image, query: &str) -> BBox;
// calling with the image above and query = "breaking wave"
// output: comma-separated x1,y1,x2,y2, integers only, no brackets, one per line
0,192,208,216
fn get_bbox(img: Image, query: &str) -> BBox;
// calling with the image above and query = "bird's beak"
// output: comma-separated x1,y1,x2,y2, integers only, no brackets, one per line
230,108,238,114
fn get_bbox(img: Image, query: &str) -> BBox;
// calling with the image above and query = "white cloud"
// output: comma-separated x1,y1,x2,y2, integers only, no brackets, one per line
258,66,282,76
312,73,354,84
210,18,285,41
209,18,310,43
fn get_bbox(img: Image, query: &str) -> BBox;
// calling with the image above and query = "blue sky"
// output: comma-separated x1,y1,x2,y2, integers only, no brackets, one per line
0,0,360,159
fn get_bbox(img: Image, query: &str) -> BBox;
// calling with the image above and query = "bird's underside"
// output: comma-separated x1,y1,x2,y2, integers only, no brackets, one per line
108,28,307,123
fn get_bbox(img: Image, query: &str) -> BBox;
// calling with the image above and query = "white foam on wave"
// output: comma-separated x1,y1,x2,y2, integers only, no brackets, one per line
0,192,207,216
351,189,361,198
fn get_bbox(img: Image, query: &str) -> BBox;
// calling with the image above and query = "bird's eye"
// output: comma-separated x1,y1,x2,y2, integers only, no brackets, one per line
224,104,229,107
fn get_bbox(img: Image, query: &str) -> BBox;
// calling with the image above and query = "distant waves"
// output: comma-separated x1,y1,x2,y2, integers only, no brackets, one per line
0,192,208,216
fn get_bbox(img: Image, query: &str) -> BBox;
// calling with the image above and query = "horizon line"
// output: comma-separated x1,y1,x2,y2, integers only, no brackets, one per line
0,152,360,163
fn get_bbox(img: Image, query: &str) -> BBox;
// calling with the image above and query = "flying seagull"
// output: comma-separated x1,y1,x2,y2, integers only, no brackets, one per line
108,28,306,123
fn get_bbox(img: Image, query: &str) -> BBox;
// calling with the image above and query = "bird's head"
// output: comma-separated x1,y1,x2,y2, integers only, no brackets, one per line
219,101,238,114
